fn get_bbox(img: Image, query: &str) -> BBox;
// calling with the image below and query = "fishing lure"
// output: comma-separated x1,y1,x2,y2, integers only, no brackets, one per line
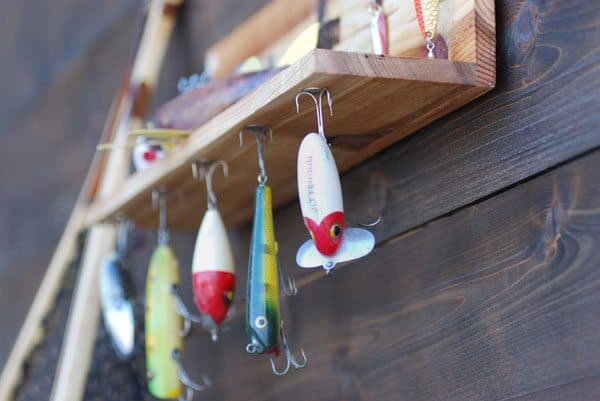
99,220,135,360
295,88,376,274
189,161,236,340
368,0,388,55
241,125,305,376
145,190,209,400
413,0,440,58
96,128,190,172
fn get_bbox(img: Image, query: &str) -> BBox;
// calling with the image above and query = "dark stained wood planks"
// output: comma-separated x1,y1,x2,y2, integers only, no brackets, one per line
180,149,600,401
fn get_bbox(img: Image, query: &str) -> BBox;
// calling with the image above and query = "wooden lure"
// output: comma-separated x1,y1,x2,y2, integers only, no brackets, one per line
96,128,190,172
146,190,210,400
190,161,236,340
295,89,376,274
145,244,184,399
240,126,305,376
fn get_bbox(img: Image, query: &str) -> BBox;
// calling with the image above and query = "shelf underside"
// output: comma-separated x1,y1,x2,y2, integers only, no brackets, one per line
86,49,493,229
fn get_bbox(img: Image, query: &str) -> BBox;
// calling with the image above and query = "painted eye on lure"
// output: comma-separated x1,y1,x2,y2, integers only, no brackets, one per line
329,223,342,239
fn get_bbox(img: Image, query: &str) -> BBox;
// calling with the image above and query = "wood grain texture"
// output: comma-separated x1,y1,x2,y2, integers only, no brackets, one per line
206,0,496,78
177,149,600,401
85,50,492,229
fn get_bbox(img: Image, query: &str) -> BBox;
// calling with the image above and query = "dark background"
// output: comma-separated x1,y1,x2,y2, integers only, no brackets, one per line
2,0,600,400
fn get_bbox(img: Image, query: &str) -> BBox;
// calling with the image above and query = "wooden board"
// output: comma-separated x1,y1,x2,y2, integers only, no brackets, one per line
85,49,494,229
206,0,496,79
82,149,600,401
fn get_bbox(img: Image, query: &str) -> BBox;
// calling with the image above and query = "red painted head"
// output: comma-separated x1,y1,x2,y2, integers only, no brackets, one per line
192,271,235,325
304,211,344,256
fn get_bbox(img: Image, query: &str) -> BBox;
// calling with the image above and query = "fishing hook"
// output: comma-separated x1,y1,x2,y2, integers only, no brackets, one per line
239,125,273,186
270,321,307,376
151,187,169,245
295,87,333,139
191,160,229,209
357,215,383,228
172,349,211,401
170,284,219,341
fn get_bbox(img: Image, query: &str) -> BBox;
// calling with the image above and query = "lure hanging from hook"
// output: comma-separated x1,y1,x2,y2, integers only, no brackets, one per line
241,125,306,375
145,189,210,400
413,0,440,58
240,125,298,297
189,160,236,341
295,88,377,275
99,218,136,360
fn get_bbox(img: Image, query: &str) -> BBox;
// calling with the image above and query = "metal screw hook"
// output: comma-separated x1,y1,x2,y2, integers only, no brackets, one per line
151,188,169,245
270,321,307,376
239,125,273,186
295,87,333,139
192,160,229,209
172,349,211,401
170,284,219,340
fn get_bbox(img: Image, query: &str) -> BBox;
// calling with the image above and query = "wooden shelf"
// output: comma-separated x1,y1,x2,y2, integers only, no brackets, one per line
85,49,494,229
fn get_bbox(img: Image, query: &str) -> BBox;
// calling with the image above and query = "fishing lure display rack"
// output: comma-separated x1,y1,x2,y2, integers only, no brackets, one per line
85,0,495,230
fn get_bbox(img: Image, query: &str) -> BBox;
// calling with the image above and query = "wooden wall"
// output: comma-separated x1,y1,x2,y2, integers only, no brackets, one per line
2,0,599,400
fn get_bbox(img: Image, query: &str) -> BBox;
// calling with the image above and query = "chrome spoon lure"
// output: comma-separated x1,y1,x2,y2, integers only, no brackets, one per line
295,88,376,274
99,220,135,360
240,125,305,376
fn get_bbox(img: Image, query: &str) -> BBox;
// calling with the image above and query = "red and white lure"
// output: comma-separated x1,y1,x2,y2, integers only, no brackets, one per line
295,88,375,274
190,161,236,341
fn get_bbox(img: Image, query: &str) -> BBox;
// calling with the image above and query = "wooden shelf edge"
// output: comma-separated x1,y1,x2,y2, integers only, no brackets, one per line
85,49,493,229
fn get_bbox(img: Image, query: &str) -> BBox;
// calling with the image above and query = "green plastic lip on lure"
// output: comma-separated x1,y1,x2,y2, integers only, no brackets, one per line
145,244,183,400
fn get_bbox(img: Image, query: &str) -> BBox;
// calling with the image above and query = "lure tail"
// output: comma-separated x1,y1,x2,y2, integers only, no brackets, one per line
296,227,375,273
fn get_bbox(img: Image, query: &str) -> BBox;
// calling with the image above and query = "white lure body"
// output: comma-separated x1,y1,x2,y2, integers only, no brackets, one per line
296,133,374,272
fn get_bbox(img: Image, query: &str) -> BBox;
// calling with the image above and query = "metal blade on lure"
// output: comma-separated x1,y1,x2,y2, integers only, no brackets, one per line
369,0,388,55
296,227,375,273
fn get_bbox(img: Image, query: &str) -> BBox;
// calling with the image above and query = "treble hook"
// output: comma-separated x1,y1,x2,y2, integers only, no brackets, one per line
191,160,229,209
239,125,272,186
357,215,383,228
295,87,333,139
170,284,219,341
277,256,298,296
172,349,211,401
270,321,307,376
151,188,169,245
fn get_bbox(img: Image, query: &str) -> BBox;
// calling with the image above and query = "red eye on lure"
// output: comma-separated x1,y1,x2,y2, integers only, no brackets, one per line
295,88,376,274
